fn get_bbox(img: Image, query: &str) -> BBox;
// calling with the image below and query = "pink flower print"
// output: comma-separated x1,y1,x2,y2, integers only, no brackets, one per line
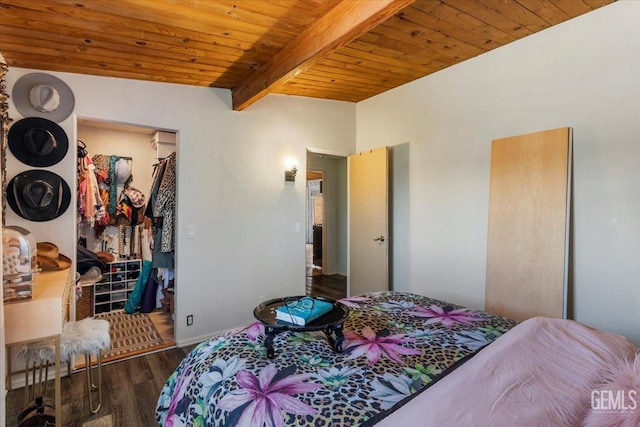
344,326,420,365
217,363,321,427
409,305,481,327
338,295,371,308
166,370,194,427
228,322,264,341
245,322,265,341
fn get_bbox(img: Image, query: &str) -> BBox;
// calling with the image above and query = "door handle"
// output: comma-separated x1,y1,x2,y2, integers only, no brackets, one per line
373,235,385,242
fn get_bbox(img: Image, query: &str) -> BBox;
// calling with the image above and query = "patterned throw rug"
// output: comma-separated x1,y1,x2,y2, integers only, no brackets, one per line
94,310,172,364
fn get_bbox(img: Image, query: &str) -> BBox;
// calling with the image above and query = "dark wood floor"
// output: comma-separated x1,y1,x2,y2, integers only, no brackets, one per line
306,273,347,300
5,347,192,427
304,242,347,301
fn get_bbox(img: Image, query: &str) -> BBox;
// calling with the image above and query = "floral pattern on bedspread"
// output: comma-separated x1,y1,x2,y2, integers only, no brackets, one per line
156,291,516,427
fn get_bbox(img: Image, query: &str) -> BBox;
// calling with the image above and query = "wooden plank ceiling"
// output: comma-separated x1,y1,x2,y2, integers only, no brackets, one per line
0,0,615,110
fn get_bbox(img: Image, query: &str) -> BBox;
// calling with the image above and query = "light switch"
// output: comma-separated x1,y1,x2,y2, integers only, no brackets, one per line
295,222,301,233
186,224,196,239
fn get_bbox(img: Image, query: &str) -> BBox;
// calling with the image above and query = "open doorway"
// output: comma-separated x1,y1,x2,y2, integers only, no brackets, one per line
305,149,347,300
306,170,324,277
75,117,176,366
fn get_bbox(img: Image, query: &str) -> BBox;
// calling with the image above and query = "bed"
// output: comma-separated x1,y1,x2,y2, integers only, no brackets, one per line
156,291,639,426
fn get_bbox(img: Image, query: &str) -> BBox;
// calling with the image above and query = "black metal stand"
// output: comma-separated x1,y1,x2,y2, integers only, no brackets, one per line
254,296,349,359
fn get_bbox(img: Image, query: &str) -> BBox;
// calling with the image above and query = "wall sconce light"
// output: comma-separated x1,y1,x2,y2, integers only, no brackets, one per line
284,157,298,182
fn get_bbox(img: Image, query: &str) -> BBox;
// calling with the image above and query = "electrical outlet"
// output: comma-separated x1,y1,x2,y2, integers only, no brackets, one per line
258,295,266,304
187,314,193,326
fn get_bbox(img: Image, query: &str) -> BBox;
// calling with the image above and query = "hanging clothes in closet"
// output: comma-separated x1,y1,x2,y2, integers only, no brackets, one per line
139,151,176,313
77,142,147,260
145,151,176,268
77,141,108,228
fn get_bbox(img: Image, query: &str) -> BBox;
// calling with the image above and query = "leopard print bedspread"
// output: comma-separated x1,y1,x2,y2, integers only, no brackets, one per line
156,291,517,427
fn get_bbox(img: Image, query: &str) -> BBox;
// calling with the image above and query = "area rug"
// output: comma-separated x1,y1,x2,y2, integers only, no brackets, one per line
92,310,173,364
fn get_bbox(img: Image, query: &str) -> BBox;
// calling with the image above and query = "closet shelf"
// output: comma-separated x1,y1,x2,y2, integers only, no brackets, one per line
93,259,141,314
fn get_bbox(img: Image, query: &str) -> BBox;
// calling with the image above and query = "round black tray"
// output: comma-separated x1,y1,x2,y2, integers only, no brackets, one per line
254,295,349,330
253,295,350,358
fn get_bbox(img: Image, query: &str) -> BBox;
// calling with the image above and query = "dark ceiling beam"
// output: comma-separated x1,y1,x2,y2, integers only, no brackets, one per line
231,0,415,111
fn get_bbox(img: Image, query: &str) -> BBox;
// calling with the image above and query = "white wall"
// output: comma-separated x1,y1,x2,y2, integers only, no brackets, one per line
389,143,410,290
356,1,640,345
6,69,356,346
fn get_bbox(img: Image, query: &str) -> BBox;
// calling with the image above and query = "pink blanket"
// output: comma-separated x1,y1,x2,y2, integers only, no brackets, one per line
376,317,638,426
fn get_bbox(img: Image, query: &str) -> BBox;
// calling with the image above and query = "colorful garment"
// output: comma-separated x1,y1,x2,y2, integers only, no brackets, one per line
152,152,176,253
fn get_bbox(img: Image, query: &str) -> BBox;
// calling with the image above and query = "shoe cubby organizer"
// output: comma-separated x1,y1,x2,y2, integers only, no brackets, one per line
93,259,141,314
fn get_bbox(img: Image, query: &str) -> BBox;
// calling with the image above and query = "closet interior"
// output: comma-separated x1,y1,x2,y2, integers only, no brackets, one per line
75,118,177,357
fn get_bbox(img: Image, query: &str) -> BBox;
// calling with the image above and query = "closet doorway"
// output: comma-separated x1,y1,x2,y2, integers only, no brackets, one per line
76,118,177,365
305,149,347,300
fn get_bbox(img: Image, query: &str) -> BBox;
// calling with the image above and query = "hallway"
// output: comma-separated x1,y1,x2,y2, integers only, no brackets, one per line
306,243,346,299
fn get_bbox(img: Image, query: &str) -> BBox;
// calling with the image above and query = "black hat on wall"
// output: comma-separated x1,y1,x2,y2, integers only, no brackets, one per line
6,170,71,222
8,117,69,167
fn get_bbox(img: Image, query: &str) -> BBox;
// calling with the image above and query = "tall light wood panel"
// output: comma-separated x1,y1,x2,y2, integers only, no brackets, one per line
485,128,572,321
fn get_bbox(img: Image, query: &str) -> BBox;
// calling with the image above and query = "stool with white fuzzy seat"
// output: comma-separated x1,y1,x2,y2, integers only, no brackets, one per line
19,317,111,414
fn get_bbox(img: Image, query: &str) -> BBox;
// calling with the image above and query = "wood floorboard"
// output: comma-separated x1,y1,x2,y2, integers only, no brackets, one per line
111,384,144,427
120,355,152,386
135,378,163,426
146,347,186,391
4,347,190,427
148,309,174,343
306,273,347,300
82,415,113,427
304,243,346,299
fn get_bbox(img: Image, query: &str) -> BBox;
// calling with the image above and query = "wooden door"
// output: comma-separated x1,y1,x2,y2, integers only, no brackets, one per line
485,128,572,321
349,146,389,296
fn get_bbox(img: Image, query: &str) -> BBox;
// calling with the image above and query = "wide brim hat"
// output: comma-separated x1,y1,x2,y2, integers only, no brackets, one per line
96,251,116,264
123,187,145,208
96,251,115,264
12,72,75,123
36,242,72,270
6,170,71,222
8,117,69,167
